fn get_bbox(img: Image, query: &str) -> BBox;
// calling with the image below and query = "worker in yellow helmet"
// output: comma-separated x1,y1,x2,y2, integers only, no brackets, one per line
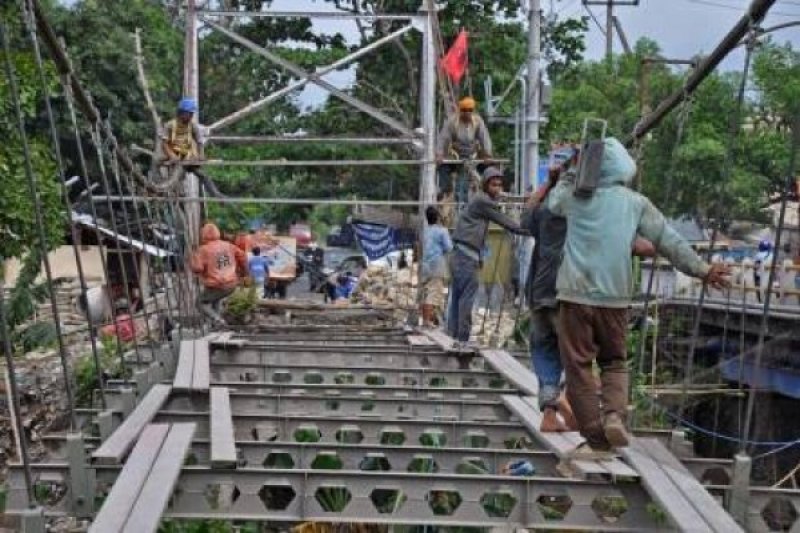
435,96,494,207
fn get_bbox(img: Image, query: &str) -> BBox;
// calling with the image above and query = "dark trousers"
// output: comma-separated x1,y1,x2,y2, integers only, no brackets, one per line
447,250,480,342
558,301,628,449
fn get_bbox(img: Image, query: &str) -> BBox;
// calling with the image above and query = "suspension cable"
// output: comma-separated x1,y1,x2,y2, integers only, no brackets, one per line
741,115,800,453
679,26,757,417
103,128,160,360
61,72,130,382
89,124,144,367
630,80,693,428
21,0,107,408
1,18,77,431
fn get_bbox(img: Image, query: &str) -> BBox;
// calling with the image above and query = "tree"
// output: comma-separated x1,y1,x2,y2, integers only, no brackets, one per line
0,7,64,334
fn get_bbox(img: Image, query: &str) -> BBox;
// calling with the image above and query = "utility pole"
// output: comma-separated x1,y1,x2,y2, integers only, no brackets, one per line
582,0,639,61
525,0,541,192
183,0,200,247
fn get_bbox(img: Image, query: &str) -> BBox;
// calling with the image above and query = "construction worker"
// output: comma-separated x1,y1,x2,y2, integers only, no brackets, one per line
524,146,656,433
448,167,529,347
421,206,453,327
753,239,773,303
547,137,730,459
248,247,271,299
436,97,493,207
190,222,248,326
161,97,205,163
160,98,227,197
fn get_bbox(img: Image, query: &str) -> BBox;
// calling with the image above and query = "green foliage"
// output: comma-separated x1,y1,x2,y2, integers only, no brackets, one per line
0,15,62,261
158,520,259,533
14,320,57,353
224,286,258,323
74,336,128,407
52,0,183,143
753,40,800,120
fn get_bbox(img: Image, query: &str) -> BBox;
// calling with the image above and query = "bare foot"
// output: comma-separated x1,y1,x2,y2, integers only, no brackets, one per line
558,392,579,431
540,407,568,432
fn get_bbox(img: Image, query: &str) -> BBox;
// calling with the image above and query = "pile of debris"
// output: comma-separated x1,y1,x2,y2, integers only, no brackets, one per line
0,352,73,480
351,265,418,308
470,307,522,348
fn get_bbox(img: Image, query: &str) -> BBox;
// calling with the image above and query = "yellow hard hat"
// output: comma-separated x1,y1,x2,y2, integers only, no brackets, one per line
458,97,476,111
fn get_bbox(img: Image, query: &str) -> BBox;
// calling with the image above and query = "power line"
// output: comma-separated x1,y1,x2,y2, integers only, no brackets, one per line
686,0,800,17
582,4,607,35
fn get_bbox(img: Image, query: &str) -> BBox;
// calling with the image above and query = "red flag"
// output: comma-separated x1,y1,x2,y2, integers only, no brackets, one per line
440,30,468,85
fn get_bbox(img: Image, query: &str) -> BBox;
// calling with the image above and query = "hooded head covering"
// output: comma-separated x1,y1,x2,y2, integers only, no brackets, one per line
200,223,221,244
599,137,636,186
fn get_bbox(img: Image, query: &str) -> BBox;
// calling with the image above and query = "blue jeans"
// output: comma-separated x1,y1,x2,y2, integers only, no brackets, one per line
437,164,470,205
530,307,563,409
447,250,480,342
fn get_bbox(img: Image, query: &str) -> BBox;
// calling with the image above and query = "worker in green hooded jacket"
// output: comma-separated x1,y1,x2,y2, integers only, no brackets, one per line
547,137,730,459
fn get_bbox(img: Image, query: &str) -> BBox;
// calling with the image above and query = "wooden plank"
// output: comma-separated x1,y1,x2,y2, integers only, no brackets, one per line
638,438,743,532
482,349,539,396
517,397,639,479
622,440,712,532
191,339,210,392
210,387,237,468
122,423,197,533
501,395,610,478
420,329,456,350
92,385,172,464
173,341,195,391
407,334,437,347
89,424,170,533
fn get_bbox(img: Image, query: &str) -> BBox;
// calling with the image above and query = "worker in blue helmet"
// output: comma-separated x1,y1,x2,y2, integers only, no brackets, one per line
753,239,774,303
161,97,204,163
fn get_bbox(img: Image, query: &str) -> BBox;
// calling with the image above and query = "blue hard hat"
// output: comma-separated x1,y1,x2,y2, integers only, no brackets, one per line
758,240,772,252
177,97,198,113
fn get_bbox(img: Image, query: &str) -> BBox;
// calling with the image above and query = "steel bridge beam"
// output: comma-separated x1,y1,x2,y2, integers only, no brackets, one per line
206,23,416,133
7,464,664,530
202,17,418,138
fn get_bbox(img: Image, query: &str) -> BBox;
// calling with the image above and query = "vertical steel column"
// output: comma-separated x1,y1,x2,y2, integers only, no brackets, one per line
183,0,201,248
525,0,541,190
415,5,438,314
418,6,437,205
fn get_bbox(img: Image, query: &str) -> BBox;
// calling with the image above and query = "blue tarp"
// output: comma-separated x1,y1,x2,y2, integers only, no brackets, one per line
721,358,800,400
352,221,414,261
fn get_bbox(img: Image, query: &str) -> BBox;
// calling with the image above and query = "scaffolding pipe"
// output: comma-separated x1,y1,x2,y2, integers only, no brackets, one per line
200,9,415,20
628,0,777,144
207,135,416,145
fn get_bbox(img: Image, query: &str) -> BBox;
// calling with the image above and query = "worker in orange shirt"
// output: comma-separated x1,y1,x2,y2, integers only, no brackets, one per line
190,222,248,326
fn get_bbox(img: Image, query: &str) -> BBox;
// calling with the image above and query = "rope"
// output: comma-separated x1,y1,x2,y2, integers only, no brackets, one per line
1,15,77,431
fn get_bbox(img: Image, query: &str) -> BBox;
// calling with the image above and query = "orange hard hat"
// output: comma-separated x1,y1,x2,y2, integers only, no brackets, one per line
458,97,476,111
